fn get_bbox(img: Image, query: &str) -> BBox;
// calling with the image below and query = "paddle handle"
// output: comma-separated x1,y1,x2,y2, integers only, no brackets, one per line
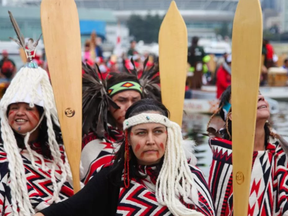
231,0,263,215
40,0,82,193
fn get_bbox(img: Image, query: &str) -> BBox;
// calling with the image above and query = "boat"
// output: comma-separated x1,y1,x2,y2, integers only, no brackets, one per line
184,98,219,114
198,38,231,57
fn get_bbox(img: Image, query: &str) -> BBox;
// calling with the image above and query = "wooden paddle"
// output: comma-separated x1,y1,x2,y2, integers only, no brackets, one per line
41,0,82,193
90,31,97,63
231,0,262,215
19,48,27,63
159,1,187,126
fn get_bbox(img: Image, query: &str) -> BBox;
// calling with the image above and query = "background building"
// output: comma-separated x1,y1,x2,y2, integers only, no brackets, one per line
261,0,276,10
2,0,287,52
280,0,288,32
2,0,239,41
0,5,132,53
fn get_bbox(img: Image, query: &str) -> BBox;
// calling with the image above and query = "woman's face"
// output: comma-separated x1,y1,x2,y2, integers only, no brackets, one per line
228,94,270,121
256,94,270,120
8,103,40,134
84,43,90,52
129,122,167,166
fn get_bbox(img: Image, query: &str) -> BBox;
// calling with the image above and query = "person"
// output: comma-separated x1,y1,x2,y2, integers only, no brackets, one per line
216,54,231,99
96,56,110,79
107,54,119,72
81,61,161,184
90,31,103,58
0,61,73,216
127,39,138,57
35,99,215,216
263,39,274,69
207,86,288,215
0,50,16,81
187,36,210,89
283,58,288,71
82,40,93,66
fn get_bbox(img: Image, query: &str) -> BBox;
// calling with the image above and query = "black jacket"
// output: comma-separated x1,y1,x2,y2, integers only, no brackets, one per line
40,167,120,216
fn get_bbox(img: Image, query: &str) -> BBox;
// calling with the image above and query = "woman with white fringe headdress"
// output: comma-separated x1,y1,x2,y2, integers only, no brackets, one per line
35,99,215,216
0,11,73,216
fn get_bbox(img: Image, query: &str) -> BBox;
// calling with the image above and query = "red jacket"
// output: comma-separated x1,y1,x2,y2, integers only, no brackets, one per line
216,65,231,99
266,43,274,60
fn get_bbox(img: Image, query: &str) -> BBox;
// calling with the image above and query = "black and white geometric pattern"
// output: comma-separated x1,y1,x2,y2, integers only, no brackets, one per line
208,137,288,216
0,143,73,215
117,165,215,216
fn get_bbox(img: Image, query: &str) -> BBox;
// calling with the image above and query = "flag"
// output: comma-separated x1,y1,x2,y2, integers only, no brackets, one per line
114,23,122,57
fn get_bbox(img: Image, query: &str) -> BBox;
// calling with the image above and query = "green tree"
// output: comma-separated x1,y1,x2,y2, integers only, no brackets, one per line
126,14,163,43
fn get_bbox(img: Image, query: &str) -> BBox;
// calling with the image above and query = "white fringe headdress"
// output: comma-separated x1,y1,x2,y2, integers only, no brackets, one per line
123,113,204,216
0,62,71,216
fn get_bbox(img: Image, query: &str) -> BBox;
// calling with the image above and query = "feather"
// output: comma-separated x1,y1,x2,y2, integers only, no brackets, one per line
143,57,149,71
123,57,161,102
82,62,119,137
34,33,42,47
129,58,138,76
122,60,131,74
83,58,161,137
8,11,26,49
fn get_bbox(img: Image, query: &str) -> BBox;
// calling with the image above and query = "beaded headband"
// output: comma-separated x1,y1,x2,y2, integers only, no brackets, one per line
123,113,170,130
107,81,142,97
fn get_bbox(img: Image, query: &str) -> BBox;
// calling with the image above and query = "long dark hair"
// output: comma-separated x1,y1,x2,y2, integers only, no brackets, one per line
217,86,271,146
5,105,63,159
218,86,232,140
108,99,169,185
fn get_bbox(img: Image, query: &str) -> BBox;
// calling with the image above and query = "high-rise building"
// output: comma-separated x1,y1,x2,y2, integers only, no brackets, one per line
1,0,239,40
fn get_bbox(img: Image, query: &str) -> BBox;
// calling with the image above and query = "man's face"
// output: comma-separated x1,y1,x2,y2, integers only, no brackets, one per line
109,90,141,128
131,41,136,48
2,53,8,58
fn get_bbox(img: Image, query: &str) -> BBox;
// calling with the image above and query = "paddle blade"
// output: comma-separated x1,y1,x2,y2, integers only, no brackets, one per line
231,0,263,215
159,1,187,126
41,0,82,193
90,31,97,62
19,48,27,63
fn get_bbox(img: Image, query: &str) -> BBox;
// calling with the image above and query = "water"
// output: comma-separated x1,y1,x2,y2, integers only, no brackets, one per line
183,101,288,179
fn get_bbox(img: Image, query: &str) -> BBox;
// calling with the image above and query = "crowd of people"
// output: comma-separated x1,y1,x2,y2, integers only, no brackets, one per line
186,36,288,98
1,13,288,216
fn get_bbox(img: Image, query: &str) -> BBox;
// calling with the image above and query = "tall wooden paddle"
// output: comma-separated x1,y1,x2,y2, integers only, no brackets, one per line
41,0,82,193
90,31,97,63
19,48,27,63
231,0,262,215
159,1,187,126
